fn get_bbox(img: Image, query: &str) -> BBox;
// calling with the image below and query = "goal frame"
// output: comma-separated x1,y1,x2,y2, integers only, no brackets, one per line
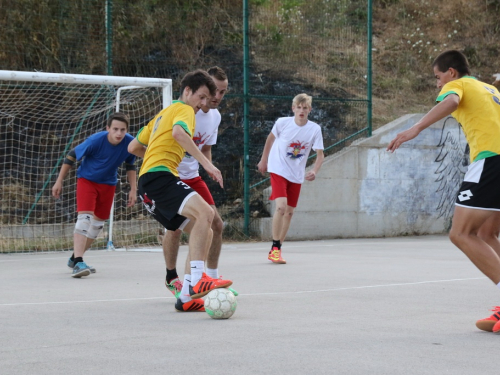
0,70,172,252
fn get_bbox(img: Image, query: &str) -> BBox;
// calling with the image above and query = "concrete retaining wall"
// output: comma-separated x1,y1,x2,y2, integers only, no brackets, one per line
259,114,468,240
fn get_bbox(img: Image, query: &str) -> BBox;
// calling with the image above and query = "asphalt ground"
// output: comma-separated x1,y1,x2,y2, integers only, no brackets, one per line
1,235,499,375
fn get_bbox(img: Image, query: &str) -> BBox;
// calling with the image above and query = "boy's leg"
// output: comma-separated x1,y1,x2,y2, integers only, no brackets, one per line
453,208,500,332
71,180,112,276
279,205,296,244
272,197,288,242
71,212,94,278
477,213,500,258
180,194,214,263
74,179,98,259
180,196,231,298
163,229,181,270
278,179,301,244
206,206,224,270
162,229,183,297
449,206,500,284
182,177,223,271
73,212,93,258
268,197,288,264
204,208,239,296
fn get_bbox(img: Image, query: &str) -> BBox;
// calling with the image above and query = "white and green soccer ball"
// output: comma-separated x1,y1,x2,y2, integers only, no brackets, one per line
204,288,237,319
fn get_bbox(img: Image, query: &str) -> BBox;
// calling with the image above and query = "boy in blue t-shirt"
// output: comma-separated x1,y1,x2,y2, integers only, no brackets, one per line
52,112,137,278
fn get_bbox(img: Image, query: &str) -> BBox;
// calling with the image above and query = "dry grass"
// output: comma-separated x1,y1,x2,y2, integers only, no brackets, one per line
371,0,500,128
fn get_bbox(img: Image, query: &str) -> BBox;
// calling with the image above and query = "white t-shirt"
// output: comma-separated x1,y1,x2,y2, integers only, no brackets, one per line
267,117,324,184
177,108,221,180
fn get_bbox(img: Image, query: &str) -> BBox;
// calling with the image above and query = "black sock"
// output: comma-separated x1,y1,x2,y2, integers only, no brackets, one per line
70,253,75,261
166,268,178,283
73,257,83,265
272,240,281,250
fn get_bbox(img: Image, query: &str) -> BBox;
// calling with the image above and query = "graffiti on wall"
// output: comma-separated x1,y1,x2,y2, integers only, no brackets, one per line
434,117,469,223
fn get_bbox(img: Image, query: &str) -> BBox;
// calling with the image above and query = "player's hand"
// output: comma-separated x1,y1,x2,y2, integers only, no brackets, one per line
205,164,224,188
386,127,420,153
305,171,316,181
127,191,137,207
52,181,62,199
257,160,267,175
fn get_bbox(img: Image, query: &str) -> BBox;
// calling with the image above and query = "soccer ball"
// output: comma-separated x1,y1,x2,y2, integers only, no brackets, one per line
204,288,237,319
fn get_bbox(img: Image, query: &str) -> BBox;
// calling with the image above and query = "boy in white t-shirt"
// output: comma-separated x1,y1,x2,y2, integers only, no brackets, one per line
257,93,324,264
162,66,236,311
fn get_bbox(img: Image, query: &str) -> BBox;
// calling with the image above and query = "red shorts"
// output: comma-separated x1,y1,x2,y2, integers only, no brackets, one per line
181,176,215,205
269,173,302,207
76,178,116,220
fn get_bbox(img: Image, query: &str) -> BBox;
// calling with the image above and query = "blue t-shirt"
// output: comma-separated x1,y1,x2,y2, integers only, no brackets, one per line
75,131,136,185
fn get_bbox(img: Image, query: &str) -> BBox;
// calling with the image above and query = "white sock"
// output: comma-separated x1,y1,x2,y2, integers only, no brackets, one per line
497,281,500,290
190,261,205,286
180,274,192,303
206,268,219,279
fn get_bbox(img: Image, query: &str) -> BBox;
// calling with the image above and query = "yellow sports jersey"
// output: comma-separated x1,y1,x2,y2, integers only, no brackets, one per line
436,76,500,162
136,100,195,177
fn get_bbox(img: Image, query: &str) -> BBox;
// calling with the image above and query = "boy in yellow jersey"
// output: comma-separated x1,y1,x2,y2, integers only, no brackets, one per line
387,50,500,333
128,70,232,312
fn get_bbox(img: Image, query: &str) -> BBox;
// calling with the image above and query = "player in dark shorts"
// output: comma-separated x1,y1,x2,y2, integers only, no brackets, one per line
387,50,500,333
160,67,238,306
128,70,233,312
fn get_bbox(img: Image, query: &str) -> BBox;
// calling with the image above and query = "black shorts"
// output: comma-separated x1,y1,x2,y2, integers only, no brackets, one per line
455,154,500,211
138,171,197,231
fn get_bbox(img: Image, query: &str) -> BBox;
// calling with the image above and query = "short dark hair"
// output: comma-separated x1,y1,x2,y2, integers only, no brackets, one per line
432,50,471,77
207,66,228,81
180,69,217,97
107,112,130,129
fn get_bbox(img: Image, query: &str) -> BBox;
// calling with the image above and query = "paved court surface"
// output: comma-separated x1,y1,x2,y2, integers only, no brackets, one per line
1,235,499,375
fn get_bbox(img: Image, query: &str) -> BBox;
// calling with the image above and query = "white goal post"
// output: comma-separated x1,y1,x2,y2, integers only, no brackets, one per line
0,70,172,253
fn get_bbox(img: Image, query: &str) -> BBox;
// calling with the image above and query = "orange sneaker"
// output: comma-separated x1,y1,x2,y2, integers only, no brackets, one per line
189,273,232,299
268,247,286,264
476,306,500,332
493,320,500,334
175,298,205,312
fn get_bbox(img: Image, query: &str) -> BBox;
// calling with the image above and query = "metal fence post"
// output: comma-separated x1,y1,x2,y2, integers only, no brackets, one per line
106,0,113,76
243,0,250,236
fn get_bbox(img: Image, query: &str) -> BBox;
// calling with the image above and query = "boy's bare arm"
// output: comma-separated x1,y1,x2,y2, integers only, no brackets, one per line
257,132,276,175
52,163,73,199
305,150,324,181
201,144,212,163
127,138,147,158
387,94,459,153
126,170,137,207
172,125,223,187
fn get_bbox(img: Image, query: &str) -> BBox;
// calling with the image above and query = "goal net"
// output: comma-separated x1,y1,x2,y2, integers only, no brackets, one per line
0,70,171,252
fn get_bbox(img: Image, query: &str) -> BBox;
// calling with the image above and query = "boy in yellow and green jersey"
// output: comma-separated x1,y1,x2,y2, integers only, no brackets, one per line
387,50,500,333
128,70,233,312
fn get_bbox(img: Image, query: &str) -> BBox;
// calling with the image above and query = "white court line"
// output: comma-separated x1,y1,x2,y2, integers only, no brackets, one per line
0,239,450,260
242,276,487,296
0,276,485,307
0,251,159,263
0,296,174,306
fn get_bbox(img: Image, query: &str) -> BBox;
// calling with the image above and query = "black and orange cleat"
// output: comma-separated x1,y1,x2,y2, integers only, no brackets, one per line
189,273,232,299
175,298,206,312
476,306,500,332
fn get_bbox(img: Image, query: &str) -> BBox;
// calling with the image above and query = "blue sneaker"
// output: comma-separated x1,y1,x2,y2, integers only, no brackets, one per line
72,262,91,278
68,257,96,273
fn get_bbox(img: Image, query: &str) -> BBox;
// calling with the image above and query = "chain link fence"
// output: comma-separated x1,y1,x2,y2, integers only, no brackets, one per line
0,0,371,250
